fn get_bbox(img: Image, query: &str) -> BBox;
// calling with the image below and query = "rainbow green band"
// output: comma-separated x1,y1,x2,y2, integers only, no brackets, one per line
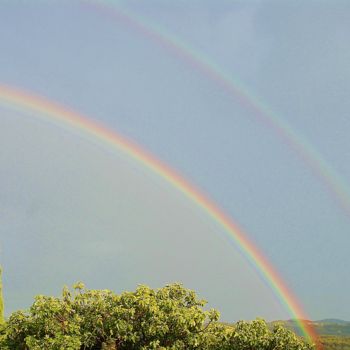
0,84,318,344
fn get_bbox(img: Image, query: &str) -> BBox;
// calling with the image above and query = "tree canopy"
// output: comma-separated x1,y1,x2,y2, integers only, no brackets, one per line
0,268,4,323
0,282,314,350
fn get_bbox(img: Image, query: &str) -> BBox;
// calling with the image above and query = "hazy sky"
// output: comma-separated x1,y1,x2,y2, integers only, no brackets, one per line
0,0,349,321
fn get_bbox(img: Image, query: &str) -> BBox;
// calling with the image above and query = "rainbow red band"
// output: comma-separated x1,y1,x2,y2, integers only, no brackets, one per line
0,84,318,345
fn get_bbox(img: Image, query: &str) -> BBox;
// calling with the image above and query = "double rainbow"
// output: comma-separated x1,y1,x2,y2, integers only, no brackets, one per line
1,1,338,346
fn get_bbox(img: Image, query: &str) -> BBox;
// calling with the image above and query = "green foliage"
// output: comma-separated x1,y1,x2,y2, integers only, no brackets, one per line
0,267,4,324
319,336,350,350
216,319,314,350
0,282,314,350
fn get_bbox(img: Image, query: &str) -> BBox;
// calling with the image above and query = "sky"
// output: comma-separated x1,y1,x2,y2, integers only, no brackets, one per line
0,0,349,322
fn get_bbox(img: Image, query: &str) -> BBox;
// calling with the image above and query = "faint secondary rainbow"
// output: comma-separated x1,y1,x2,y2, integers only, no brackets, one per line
0,84,318,344
83,0,350,219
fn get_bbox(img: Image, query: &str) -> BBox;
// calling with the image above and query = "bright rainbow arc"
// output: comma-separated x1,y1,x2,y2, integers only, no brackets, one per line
85,0,350,218
0,84,318,344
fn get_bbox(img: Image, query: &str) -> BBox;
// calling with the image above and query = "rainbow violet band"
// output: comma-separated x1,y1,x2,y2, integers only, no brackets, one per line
0,84,318,345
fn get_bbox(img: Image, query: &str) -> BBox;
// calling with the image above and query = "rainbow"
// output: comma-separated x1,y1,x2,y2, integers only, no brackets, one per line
0,84,318,345
82,0,350,218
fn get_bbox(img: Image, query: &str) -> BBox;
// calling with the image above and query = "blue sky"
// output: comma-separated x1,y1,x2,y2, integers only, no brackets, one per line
0,0,349,321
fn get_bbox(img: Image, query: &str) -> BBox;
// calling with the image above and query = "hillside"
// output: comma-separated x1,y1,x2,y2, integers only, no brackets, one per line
318,336,350,350
271,319,350,350
276,319,350,337
317,319,350,325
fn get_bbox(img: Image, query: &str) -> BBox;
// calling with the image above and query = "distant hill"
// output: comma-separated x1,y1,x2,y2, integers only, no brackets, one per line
273,319,350,337
316,319,349,325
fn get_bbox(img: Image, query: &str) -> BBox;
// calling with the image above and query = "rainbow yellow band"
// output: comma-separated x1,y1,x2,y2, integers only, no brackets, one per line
0,84,318,345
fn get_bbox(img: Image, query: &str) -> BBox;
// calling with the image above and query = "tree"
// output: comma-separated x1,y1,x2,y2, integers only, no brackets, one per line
0,267,4,323
0,282,314,350
1,283,220,349
217,319,314,350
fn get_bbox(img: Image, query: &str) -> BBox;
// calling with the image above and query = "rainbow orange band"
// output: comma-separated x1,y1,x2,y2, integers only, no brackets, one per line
0,84,319,345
